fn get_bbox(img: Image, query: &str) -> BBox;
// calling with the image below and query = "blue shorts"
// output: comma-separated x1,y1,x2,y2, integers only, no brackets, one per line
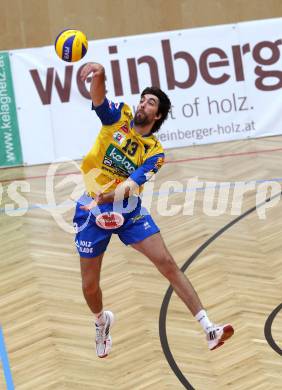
73,194,160,258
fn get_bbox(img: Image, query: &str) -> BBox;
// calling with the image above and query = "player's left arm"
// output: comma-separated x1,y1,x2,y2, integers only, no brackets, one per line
80,153,165,209
129,152,165,186
102,152,164,203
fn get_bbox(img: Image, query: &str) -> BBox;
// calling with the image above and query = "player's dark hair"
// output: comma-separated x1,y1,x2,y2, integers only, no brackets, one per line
141,87,171,134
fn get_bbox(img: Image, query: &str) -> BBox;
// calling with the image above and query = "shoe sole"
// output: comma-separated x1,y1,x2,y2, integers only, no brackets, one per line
98,335,112,358
210,324,234,351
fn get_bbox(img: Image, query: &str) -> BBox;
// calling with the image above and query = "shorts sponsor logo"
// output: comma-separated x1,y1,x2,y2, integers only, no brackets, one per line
105,144,137,175
113,131,126,145
131,214,144,223
143,221,151,230
96,211,124,229
75,239,94,254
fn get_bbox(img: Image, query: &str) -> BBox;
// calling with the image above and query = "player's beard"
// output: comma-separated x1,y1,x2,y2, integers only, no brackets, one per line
133,110,151,127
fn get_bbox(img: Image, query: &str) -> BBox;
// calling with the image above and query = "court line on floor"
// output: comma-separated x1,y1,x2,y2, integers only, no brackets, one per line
1,146,282,184
1,176,282,215
159,190,282,389
0,327,14,390
264,303,282,356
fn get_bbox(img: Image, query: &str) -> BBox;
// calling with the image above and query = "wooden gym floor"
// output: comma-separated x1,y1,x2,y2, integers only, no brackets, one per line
0,136,281,389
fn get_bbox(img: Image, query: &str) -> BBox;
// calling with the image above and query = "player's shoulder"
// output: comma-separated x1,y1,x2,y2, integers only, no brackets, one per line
107,99,133,121
93,97,133,125
143,134,164,159
148,134,164,153
120,102,133,119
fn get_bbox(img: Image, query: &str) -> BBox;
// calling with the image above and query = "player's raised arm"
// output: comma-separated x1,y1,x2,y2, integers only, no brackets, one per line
80,62,106,107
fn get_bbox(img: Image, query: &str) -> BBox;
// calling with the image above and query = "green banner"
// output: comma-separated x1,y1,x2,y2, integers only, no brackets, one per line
0,52,23,167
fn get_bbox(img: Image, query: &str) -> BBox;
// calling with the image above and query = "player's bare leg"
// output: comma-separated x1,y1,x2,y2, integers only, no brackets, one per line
131,233,234,350
131,233,203,314
80,255,114,357
80,254,104,314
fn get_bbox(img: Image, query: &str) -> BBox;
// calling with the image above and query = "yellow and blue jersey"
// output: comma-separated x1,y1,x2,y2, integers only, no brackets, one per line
81,97,165,196
74,97,164,257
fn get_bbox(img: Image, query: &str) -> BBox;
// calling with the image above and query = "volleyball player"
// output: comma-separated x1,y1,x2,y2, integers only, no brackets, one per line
73,62,234,358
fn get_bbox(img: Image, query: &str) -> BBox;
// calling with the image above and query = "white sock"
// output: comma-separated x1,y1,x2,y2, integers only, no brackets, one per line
95,310,105,325
195,310,213,333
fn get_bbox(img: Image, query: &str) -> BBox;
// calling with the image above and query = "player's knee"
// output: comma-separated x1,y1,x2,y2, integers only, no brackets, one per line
82,278,99,296
157,254,177,277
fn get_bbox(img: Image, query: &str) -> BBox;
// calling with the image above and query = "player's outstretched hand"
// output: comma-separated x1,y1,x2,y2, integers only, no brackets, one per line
80,63,104,82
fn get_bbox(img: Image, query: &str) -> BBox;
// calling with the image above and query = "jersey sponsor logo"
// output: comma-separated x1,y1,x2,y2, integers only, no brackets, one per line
120,124,129,134
103,157,113,167
113,131,126,145
144,144,150,153
96,211,124,229
105,144,137,175
155,156,164,170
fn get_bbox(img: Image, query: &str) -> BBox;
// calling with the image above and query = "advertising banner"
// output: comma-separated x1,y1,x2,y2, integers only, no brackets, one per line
0,52,23,167
8,18,282,165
